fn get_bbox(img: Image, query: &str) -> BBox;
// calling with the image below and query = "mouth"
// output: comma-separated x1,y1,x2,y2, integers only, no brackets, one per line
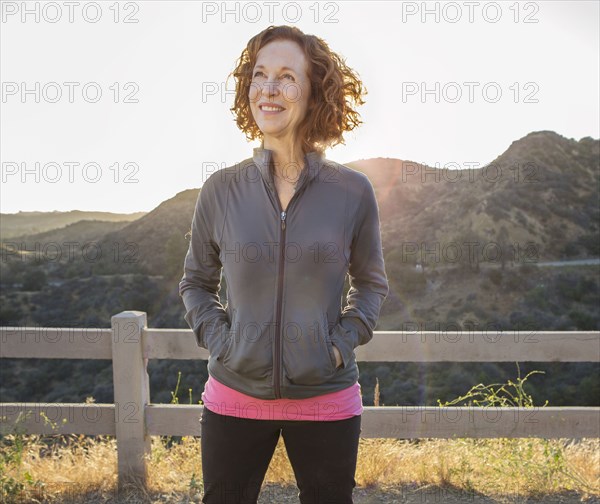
259,104,286,113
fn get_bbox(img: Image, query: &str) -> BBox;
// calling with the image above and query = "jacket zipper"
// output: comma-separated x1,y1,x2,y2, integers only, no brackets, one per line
272,181,306,399
274,209,286,398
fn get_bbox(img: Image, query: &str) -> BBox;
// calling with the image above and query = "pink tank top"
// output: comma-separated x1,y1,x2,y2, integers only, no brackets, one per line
201,374,363,421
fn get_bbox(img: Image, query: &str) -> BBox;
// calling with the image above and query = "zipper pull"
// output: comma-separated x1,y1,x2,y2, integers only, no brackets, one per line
281,211,286,231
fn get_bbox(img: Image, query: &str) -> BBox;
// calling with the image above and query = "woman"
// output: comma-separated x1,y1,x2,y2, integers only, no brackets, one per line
179,25,389,504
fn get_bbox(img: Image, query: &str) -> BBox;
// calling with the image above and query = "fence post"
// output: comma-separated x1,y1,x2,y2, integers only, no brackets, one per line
111,310,151,493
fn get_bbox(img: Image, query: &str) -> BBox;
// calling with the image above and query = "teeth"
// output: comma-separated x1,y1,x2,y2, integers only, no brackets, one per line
261,106,284,111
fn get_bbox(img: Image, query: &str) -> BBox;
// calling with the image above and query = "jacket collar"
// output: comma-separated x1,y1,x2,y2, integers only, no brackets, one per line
253,143,324,190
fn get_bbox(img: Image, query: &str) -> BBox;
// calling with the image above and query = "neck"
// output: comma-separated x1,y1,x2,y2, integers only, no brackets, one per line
262,138,306,183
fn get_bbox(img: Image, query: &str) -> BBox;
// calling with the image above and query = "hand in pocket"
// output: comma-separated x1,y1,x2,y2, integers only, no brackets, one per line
332,343,343,368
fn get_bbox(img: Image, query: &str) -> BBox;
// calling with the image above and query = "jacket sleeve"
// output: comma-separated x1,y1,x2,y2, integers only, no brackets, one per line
330,176,389,369
178,174,230,353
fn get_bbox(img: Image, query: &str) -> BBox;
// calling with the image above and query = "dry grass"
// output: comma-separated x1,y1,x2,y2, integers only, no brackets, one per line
3,372,597,502
1,432,598,503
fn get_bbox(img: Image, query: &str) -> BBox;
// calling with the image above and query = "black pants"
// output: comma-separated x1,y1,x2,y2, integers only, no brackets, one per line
199,406,362,504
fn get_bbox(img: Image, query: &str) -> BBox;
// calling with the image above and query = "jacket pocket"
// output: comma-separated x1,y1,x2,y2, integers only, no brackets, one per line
219,317,273,381
216,332,233,362
203,316,230,357
283,312,337,386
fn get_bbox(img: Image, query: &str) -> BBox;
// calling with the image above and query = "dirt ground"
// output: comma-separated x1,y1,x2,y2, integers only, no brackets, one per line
254,483,600,504
35,482,597,503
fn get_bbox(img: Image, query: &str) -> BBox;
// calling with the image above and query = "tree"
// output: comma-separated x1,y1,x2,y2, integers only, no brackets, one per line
22,268,47,291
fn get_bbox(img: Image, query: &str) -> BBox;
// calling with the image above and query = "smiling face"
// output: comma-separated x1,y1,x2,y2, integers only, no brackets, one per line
248,39,312,148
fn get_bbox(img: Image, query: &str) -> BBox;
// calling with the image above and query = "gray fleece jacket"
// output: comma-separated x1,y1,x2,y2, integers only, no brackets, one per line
179,146,389,400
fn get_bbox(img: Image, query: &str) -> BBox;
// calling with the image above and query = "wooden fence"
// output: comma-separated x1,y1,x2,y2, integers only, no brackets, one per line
1,310,599,491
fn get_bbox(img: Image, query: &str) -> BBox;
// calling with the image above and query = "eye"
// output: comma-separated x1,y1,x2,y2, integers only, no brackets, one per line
252,70,295,81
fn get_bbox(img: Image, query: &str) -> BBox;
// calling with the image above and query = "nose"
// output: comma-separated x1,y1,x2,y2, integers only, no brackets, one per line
260,79,281,99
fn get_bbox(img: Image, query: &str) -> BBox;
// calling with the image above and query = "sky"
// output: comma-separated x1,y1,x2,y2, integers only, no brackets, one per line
1,0,599,214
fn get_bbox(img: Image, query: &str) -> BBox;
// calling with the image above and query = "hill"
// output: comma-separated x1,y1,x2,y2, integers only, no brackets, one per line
0,210,145,239
0,130,598,409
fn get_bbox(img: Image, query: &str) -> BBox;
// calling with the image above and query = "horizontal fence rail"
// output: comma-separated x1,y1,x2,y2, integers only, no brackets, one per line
2,404,599,439
1,311,599,491
3,327,599,362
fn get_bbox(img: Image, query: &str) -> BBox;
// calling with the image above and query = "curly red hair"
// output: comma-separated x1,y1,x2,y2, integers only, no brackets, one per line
228,25,367,155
